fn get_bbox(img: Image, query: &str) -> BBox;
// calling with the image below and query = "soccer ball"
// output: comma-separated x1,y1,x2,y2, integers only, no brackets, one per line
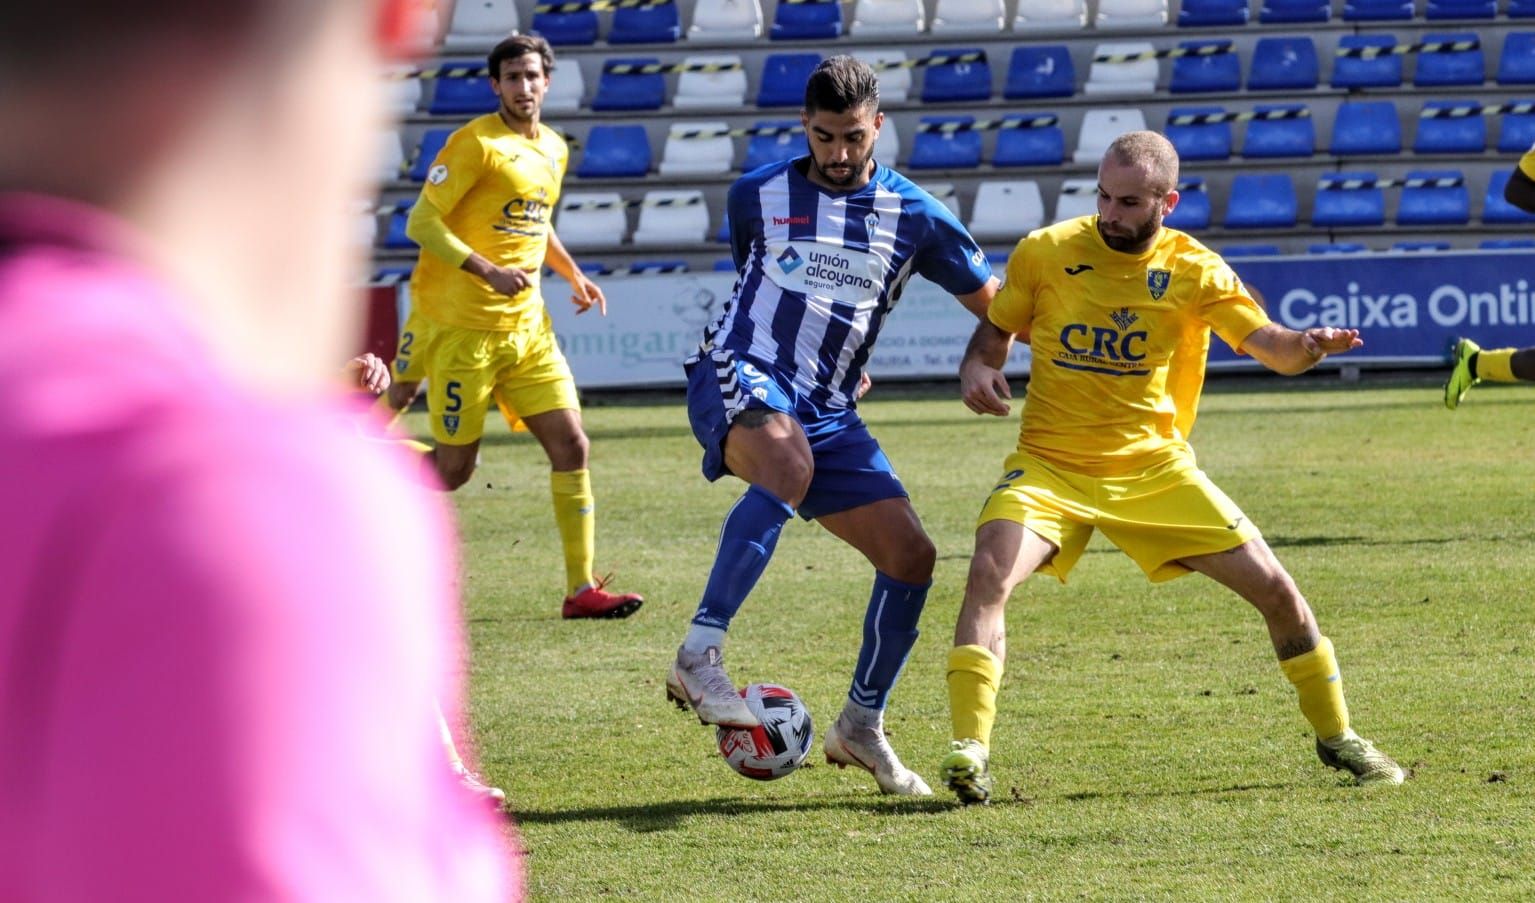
715,683,814,781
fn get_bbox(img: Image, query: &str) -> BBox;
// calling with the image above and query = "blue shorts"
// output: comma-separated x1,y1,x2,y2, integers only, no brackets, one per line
684,349,907,520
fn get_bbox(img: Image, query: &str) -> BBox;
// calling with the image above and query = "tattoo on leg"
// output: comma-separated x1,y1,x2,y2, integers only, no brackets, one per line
735,409,775,430
1274,636,1318,660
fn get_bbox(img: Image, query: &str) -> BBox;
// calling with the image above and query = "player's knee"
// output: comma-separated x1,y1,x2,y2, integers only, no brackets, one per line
965,545,1014,597
385,381,418,412
434,455,476,490
545,428,589,470
888,533,936,583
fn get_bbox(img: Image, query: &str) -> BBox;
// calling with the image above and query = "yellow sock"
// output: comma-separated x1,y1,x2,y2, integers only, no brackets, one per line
947,645,1004,748
1279,636,1350,740
1476,347,1518,383
550,469,595,595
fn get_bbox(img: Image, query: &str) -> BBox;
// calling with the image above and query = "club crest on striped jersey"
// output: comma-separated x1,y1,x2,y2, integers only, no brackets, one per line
864,212,880,231
1147,268,1171,300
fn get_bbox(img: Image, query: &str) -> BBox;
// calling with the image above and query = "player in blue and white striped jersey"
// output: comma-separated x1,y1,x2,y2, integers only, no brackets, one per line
665,56,999,796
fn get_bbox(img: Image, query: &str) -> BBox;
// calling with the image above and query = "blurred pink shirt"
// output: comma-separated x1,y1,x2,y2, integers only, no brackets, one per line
0,194,516,901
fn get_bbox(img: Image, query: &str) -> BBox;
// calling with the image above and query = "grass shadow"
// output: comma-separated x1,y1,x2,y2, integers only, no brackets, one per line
514,794,952,833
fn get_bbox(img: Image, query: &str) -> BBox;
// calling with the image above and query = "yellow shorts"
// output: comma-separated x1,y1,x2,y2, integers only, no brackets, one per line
422,317,578,445
392,307,432,384
977,448,1261,583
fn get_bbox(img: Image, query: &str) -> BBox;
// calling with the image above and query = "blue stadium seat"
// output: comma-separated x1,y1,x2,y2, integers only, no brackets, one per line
1393,241,1451,251
921,48,993,103
629,260,690,274
1332,35,1404,89
1498,35,1535,85
1222,243,1283,256
742,121,802,171
1342,0,1412,19
1414,101,1487,154
1513,0,1535,16
1481,238,1535,248
1484,171,1535,223
575,125,652,178
1242,104,1314,158
530,9,598,45
771,0,842,39
1313,173,1385,227
1004,46,1075,99
713,258,738,271
1414,33,1485,87
1178,0,1249,25
1330,101,1403,155
407,129,452,181
1258,0,1330,22
715,214,730,242
1224,174,1298,228
1165,107,1233,161
1426,0,1496,18
609,0,681,43
591,59,665,111
428,63,497,115
1498,102,1535,153
1309,243,1369,253
1398,170,1470,225
1248,37,1319,91
1165,177,1211,230
758,53,821,106
384,202,416,249
908,116,982,169
992,114,1066,166
1170,41,1242,93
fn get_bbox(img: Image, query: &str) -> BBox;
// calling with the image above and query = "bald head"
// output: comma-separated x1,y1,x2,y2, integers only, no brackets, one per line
1102,131,1180,197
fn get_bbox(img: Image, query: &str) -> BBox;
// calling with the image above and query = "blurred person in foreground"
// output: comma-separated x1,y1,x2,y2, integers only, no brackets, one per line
0,1,514,899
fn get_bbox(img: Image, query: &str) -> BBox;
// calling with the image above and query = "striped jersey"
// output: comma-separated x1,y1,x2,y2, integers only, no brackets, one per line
691,157,991,408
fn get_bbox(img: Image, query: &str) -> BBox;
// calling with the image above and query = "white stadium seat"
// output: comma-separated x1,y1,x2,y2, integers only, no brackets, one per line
1073,108,1149,164
1013,0,1087,30
385,65,422,115
929,0,1006,34
1053,178,1099,223
557,192,627,250
544,60,585,113
687,0,764,41
659,122,735,176
673,55,748,110
632,190,710,246
849,0,926,36
874,119,900,168
1084,42,1159,96
1094,0,1169,28
377,130,406,185
441,0,518,51
852,50,913,104
969,180,1045,240
920,182,962,218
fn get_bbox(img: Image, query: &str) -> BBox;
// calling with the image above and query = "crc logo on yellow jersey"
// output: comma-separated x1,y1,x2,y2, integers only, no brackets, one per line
1055,307,1150,375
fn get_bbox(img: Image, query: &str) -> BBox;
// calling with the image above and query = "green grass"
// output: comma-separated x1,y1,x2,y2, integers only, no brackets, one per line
407,377,1535,901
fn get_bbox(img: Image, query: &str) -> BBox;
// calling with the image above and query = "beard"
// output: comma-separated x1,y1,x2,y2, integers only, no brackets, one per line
810,151,872,188
1097,215,1160,253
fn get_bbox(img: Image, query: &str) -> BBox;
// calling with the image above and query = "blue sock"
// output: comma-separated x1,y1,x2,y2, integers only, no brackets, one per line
848,572,930,710
690,485,793,632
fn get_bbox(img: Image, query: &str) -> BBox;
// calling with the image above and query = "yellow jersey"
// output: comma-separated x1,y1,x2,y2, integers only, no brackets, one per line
989,216,1270,476
409,114,568,332
1520,144,1535,181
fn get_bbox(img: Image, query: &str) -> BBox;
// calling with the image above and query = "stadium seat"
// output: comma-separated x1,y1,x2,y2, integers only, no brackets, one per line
1497,35,1535,85
930,0,1006,33
591,58,664,111
358,208,380,250
1414,101,1487,154
1013,0,1086,29
633,190,709,245
1513,0,1535,16
1425,0,1496,18
1313,173,1385,227
1003,46,1076,99
1248,36,1320,91
1414,33,1485,87
383,202,416,249
1497,102,1535,153
908,116,983,170
921,182,962,218
1259,0,1330,21
544,62,585,112
1094,0,1169,27
742,121,802,171
1309,243,1369,253
1330,101,1403,155
1085,42,1159,96
658,122,734,176
1073,108,1148,164
1343,0,1412,19
386,66,422,115
1178,0,1249,25
1483,171,1535,223
1242,104,1315,157
715,214,730,242
758,53,821,107
575,125,652,178
557,192,627,250
874,119,900,164
1481,238,1535,248
407,129,452,182
609,0,681,43
428,62,497,114
1397,170,1470,225
687,0,763,40
1392,241,1451,252
1052,179,1098,222
1164,107,1233,161
1222,243,1283,256
1164,177,1211,230
529,8,598,45
969,181,1045,239
770,0,842,39
853,50,914,103
992,114,1066,166
441,0,518,52
1224,174,1298,228
377,131,406,184
849,0,926,35
628,260,689,274
921,49,993,103
1332,35,1404,89
1170,40,1241,93
674,55,748,109
713,257,737,271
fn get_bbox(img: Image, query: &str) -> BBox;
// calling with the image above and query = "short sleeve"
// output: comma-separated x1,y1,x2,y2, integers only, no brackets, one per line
419,127,486,215
986,237,1036,336
1199,257,1271,353
1520,146,1535,181
912,200,991,296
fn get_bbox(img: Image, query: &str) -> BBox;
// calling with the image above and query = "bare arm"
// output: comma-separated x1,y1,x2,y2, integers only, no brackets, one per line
544,229,607,316
954,276,1000,320
1240,323,1362,376
959,319,1016,416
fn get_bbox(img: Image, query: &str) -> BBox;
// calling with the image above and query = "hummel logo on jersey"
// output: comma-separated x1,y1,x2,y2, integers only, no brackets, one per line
1064,264,1094,276
776,246,804,274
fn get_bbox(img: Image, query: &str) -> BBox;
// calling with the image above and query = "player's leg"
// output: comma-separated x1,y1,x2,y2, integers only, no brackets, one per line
1445,339,1535,410
437,704,504,810
381,308,430,424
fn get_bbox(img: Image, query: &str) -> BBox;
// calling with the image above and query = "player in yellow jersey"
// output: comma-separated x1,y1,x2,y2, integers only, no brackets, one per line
1443,144,1535,409
939,132,1404,803
402,34,642,619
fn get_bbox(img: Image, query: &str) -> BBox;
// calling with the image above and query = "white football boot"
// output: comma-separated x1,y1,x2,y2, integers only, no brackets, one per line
824,711,932,796
666,645,759,728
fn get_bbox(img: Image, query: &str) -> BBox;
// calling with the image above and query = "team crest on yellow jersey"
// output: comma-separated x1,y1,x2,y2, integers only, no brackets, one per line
1147,268,1171,300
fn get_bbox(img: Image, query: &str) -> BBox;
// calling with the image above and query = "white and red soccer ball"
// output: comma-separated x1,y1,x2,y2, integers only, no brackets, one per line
715,683,814,780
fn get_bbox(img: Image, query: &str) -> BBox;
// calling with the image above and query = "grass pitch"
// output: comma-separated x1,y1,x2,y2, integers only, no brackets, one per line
407,376,1535,901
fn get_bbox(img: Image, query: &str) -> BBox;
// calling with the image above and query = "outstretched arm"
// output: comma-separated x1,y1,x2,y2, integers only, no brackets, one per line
1239,323,1362,376
959,319,1016,416
545,229,607,316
